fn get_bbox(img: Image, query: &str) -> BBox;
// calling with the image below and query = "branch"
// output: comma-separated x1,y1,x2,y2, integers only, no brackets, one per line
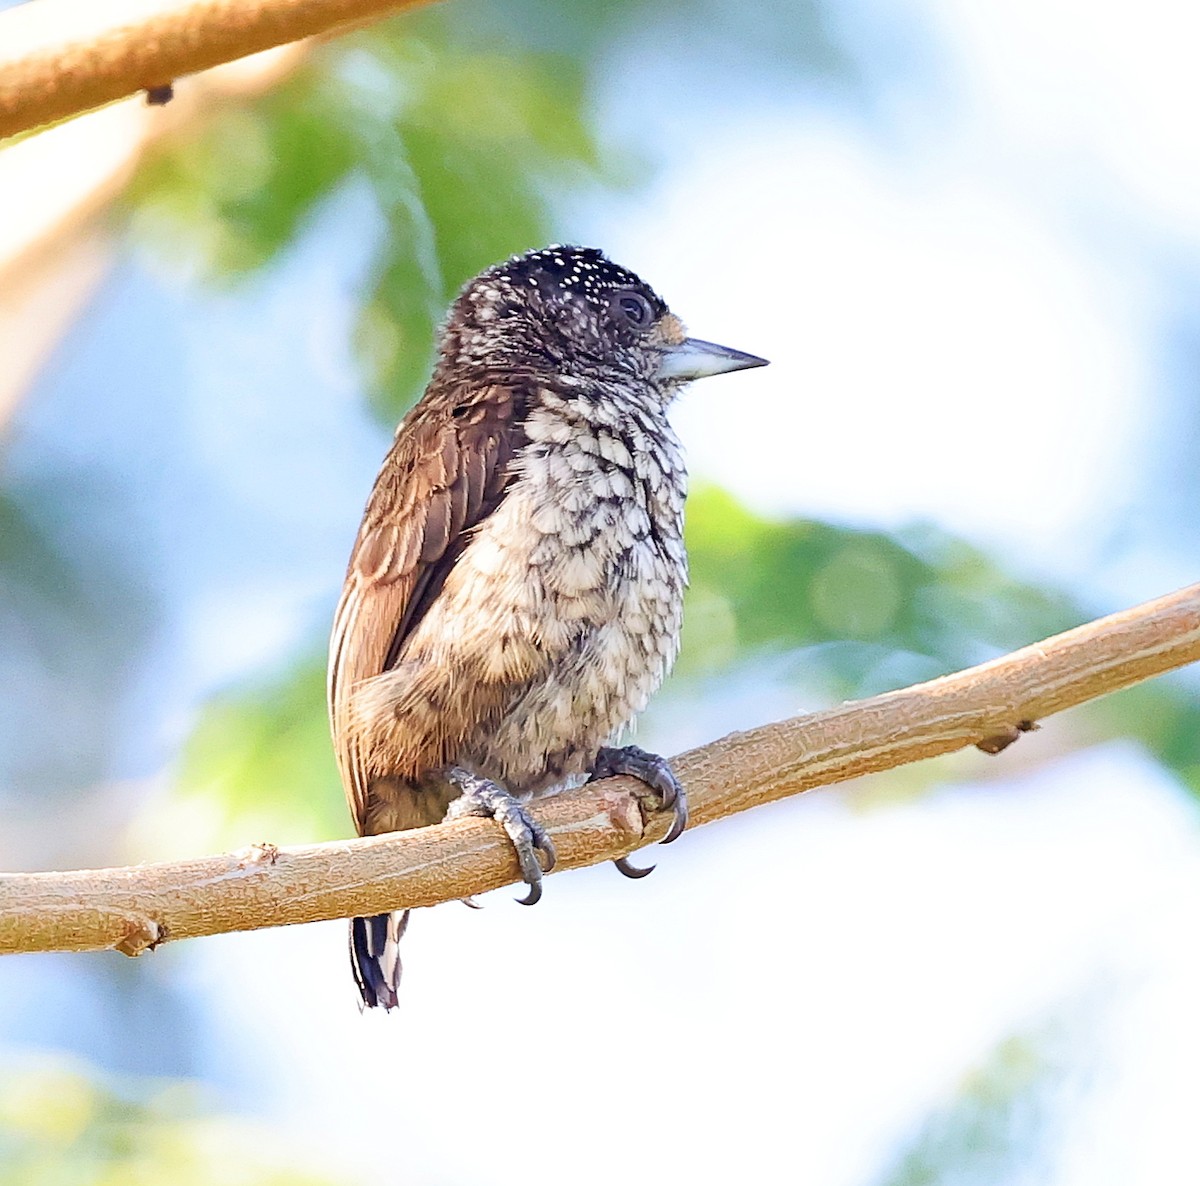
0,0,434,141
4,582,1200,957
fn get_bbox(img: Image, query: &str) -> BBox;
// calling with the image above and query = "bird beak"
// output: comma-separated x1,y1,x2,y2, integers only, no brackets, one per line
658,337,770,381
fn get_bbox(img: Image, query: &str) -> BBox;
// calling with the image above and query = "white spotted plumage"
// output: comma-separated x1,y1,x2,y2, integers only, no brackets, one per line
353,381,687,814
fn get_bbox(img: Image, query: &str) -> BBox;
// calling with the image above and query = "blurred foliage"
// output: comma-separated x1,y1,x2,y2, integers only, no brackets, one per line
182,656,339,841
0,1059,353,1186
873,1022,1074,1186
679,485,1080,690
127,12,615,421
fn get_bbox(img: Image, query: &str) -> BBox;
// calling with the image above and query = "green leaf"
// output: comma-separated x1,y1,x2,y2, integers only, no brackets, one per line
0,1057,354,1186
872,1019,1077,1186
176,658,346,843
680,484,1078,694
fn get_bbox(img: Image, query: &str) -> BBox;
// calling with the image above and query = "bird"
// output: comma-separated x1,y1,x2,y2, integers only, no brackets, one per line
328,245,768,1008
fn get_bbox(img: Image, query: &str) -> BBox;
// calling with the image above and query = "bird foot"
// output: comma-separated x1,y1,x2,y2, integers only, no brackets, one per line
589,745,688,878
444,767,557,905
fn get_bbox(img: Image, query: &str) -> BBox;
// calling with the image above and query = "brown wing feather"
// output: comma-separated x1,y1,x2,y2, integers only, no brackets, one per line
327,385,525,832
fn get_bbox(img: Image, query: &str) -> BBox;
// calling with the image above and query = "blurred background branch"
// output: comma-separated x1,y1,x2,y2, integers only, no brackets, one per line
0,0,434,139
5,580,1198,958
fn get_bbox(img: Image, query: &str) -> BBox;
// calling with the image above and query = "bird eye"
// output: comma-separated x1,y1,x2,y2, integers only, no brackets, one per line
612,290,654,331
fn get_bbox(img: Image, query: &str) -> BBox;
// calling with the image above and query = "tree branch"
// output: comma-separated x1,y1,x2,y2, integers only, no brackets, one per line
0,0,434,141
4,582,1200,957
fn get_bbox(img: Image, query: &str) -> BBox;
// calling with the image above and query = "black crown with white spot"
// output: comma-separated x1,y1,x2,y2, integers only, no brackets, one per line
485,245,668,319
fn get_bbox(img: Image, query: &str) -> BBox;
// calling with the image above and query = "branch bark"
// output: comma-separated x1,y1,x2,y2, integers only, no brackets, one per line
0,0,433,141
4,582,1200,957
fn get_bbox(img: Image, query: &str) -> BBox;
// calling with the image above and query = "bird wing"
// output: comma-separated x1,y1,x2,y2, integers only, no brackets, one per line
327,384,526,832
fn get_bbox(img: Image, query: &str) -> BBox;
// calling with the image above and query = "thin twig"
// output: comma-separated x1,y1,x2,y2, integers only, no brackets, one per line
3,582,1199,957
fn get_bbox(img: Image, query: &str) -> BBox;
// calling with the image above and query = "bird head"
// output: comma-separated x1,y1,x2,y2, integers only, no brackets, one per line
437,245,767,395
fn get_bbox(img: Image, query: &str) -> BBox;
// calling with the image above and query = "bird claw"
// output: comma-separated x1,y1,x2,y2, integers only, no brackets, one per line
589,745,689,875
444,767,556,905
613,855,656,879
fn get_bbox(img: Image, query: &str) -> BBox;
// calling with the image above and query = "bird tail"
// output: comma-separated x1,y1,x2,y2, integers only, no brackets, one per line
350,910,410,1010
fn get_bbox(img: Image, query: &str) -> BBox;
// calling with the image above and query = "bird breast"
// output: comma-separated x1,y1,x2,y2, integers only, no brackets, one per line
396,388,689,791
